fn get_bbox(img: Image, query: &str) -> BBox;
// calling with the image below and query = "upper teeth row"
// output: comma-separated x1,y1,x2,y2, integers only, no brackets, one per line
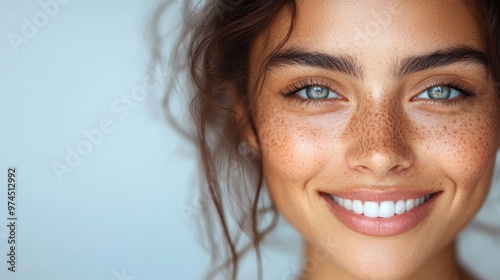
331,195,431,218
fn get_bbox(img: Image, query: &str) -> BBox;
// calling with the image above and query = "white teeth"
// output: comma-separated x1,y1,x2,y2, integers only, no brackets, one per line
364,201,380,218
379,201,395,218
395,200,406,215
338,197,344,207
330,194,431,218
406,199,415,211
352,200,364,214
344,199,352,211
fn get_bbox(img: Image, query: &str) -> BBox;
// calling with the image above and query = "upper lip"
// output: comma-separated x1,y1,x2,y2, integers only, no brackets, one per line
319,188,441,202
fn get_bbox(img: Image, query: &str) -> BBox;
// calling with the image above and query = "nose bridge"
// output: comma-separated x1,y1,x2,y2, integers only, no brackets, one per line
345,98,413,175
361,100,402,147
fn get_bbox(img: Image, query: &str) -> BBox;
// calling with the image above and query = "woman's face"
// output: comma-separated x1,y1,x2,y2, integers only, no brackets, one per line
248,0,500,278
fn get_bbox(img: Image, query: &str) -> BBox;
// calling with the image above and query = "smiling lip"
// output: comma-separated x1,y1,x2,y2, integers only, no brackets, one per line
321,189,440,237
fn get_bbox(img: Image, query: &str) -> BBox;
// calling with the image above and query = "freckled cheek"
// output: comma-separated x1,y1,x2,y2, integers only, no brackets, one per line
421,116,499,185
256,115,336,181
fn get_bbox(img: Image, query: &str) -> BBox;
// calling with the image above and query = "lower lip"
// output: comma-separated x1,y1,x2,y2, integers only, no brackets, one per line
322,193,437,237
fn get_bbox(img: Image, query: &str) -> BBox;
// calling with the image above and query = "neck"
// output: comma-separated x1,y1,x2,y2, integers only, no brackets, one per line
301,240,473,280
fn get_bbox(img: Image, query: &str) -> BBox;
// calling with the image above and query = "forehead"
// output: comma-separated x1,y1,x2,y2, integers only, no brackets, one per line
251,0,483,64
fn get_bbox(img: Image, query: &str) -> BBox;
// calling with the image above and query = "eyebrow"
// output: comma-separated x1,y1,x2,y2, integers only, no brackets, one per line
265,46,487,79
267,48,362,78
397,46,487,78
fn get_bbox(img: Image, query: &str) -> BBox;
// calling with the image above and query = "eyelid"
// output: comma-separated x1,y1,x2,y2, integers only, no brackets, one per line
410,78,476,101
279,77,345,98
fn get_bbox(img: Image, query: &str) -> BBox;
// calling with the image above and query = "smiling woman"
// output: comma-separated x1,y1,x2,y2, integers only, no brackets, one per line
162,0,500,279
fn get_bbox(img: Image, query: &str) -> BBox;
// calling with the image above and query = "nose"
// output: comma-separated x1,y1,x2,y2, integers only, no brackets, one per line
344,103,414,177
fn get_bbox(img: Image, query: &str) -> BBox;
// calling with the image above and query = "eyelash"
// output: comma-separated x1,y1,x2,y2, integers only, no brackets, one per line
280,79,477,107
279,79,341,107
413,81,476,106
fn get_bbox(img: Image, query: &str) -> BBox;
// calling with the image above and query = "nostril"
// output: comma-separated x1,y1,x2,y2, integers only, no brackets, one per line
346,149,414,176
344,108,415,176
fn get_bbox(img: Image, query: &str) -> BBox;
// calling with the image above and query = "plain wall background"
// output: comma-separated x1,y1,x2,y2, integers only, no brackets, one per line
0,1,498,279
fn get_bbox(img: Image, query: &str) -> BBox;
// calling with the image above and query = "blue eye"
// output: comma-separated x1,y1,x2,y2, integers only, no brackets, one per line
296,86,341,99
416,85,461,100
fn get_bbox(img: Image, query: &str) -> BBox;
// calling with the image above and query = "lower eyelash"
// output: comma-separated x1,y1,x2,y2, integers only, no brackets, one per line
286,97,332,107
420,98,463,107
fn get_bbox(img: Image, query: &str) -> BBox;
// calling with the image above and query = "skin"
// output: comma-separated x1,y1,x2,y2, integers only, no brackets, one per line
244,0,500,279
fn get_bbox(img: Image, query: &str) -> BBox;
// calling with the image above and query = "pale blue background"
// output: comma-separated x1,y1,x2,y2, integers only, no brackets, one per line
0,1,498,280
0,1,301,279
